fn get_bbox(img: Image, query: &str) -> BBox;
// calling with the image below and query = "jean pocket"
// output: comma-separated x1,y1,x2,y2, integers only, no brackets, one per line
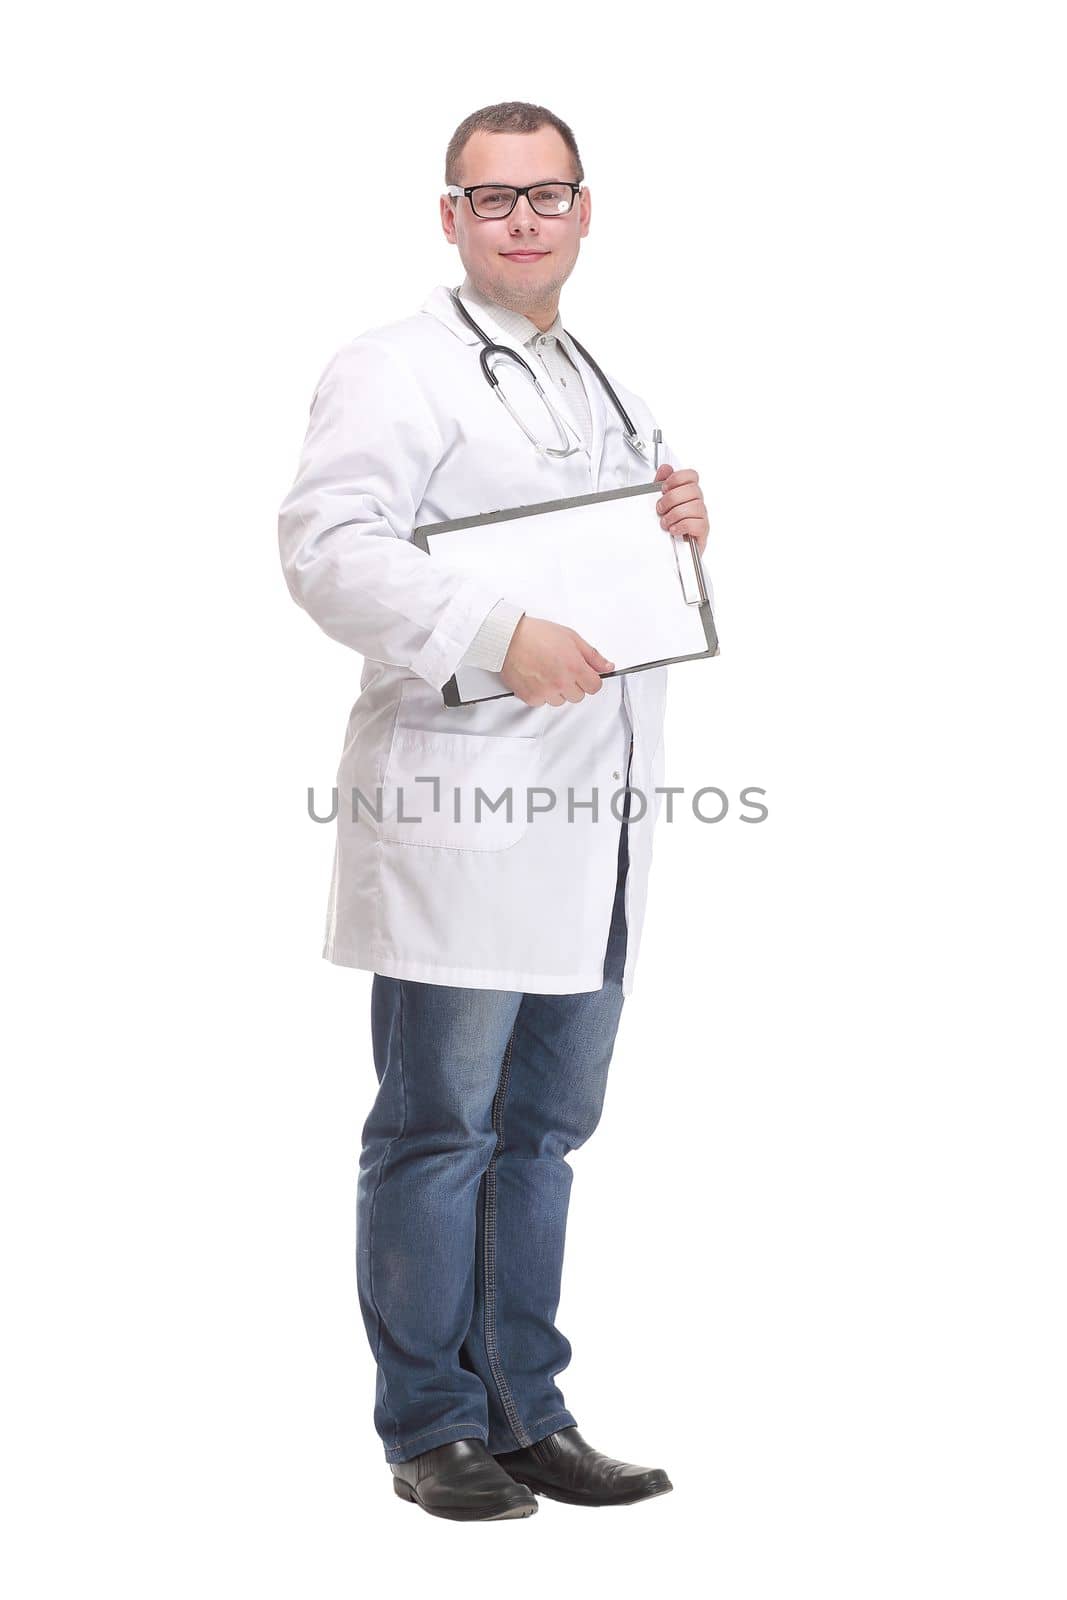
378,727,542,851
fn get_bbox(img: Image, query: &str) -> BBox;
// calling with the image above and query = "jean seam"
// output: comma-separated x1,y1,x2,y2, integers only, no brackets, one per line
366,985,409,1455
481,1022,532,1449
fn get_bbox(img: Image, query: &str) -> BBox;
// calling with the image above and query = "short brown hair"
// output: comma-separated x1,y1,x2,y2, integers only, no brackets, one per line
445,101,584,187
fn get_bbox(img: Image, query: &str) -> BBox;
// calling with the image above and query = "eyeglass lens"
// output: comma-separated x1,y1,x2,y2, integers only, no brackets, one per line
469,184,575,218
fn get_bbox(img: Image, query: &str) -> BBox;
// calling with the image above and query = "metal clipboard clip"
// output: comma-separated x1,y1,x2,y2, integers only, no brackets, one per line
654,429,708,606
672,525,708,606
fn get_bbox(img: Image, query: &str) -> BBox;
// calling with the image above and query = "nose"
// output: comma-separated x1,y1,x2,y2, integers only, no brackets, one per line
508,194,541,233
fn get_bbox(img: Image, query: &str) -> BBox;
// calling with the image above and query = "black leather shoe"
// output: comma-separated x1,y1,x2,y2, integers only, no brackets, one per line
390,1438,538,1521
493,1426,673,1507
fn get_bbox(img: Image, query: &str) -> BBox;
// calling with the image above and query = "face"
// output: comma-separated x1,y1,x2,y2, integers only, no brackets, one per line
440,127,591,323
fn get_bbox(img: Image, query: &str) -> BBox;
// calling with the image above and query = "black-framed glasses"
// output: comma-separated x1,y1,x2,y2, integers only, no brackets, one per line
444,181,582,219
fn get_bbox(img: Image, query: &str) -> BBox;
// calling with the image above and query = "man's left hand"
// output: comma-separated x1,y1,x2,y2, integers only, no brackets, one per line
654,463,709,557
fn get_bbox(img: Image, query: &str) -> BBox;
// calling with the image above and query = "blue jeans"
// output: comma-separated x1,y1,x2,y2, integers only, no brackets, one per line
357,794,631,1463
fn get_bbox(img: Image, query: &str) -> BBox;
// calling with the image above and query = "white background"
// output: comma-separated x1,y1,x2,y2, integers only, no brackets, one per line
4,2,1064,1594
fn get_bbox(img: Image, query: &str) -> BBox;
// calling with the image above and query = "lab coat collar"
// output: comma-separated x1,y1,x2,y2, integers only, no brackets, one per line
419,283,606,477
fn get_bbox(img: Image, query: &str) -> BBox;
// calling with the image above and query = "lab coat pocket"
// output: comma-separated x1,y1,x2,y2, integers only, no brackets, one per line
378,727,542,851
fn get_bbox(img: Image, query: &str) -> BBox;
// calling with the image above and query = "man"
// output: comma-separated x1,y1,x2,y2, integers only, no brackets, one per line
278,101,710,1522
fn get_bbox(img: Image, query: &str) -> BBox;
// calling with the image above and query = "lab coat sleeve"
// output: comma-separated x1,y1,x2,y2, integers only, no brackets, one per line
458,598,527,671
278,336,512,691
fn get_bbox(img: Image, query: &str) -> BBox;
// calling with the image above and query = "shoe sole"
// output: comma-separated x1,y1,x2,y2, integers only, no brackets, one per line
503,1472,674,1508
392,1477,538,1520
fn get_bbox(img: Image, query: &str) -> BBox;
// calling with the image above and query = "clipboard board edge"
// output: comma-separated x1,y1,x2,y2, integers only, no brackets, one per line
443,607,719,707
414,480,661,546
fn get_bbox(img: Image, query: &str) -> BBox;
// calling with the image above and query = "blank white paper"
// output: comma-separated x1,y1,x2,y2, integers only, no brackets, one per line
422,488,710,703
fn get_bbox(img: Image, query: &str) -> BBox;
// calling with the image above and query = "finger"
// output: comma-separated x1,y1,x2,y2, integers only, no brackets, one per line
660,500,705,528
575,662,605,695
657,486,704,515
664,517,706,540
576,637,615,671
655,467,697,495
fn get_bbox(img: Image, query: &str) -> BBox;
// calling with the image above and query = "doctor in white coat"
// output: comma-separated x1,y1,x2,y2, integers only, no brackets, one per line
278,101,711,1522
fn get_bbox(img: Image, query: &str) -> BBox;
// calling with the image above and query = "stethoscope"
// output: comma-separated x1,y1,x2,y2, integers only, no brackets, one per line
449,287,651,463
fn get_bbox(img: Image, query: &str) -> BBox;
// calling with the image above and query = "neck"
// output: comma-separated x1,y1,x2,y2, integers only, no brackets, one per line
461,273,560,333
526,304,559,333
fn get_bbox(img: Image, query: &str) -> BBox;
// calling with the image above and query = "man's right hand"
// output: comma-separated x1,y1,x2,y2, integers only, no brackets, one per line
500,616,615,708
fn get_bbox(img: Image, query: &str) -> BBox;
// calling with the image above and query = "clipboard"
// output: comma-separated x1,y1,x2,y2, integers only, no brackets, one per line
413,481,719,707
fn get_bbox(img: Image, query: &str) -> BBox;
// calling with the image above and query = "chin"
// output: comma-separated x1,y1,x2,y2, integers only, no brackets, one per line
489,262,571,309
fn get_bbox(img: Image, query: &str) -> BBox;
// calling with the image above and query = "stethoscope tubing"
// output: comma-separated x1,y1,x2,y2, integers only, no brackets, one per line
449,288,647,460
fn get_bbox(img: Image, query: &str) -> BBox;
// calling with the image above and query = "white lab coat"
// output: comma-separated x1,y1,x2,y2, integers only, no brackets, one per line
278,284,686,995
